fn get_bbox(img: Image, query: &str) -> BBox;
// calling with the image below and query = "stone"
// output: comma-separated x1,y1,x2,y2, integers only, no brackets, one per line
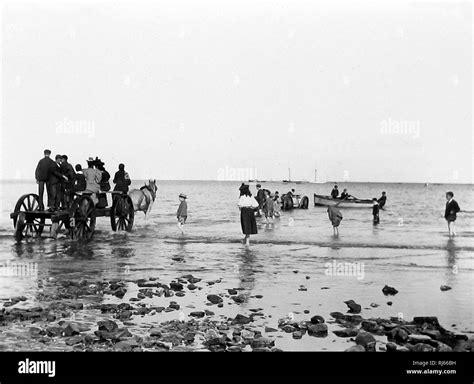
333,328,359,338
241,330,255,340
355,332,376,351
386,342,398,352
388,328,409,343
412,343,435,352
370,303,379,308
361,320,379,333
344,300,361,314
170,282,183,291
98,320,118,332
168,302,180,310
292,331,303,339
252,347,271,352
61,322,81,337
265,326,278,333
65,335,84,346
281,325,297,333
190,311,205,318
408,334,432,343
251,337,275,349
46,326,63,337
255,295,263,299
412,317,440,327
330,311,345,320
232,295,246,303
187,284,197,290
307,323,328,337
207,295,223,304
204,310,215,316
233,314,251,325
228,289,238,295
382,285,398,295
310,315,325,324
149,328,162,337
440,285,451,291
436,342,453,352
387,301,393,306
345,345,365,352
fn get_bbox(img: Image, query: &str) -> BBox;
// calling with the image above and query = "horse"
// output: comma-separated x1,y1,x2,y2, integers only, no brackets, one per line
129,179,157,218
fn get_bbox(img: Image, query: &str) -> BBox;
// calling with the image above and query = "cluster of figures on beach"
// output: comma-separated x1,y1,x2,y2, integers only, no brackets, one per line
35,150,132,210
237,182,461,246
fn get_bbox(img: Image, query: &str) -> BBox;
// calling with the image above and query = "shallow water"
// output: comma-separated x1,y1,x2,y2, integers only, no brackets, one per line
0,180,473,351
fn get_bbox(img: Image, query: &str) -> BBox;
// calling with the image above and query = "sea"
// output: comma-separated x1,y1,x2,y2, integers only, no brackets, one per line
0,180,473,351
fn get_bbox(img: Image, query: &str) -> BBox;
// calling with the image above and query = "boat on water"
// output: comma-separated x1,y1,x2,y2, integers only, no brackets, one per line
313,194,373,208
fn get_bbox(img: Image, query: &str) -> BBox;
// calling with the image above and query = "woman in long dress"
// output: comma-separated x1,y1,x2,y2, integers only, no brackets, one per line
238,184,259,246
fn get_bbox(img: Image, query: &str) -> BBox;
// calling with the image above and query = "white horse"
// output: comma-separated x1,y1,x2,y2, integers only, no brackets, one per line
129,179,157,218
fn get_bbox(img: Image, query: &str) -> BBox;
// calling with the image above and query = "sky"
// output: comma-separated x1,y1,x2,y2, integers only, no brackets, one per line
1,0,472,183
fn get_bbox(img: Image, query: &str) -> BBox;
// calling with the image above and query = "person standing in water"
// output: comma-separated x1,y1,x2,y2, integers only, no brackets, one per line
263,190,274,224
378,191,387,209
331,184,339,199
372,198,380,224
445,191,460,237
177,193,188,235
327,205,343,235
238,184,259,246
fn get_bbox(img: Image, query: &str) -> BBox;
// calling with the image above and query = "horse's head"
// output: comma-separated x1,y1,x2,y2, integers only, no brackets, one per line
146,179,157,200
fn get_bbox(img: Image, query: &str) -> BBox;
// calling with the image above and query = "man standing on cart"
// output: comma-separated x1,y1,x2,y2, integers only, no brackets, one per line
35,149,67,211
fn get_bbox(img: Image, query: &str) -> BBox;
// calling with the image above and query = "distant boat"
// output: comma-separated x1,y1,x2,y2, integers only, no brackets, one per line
282,167,308,184
314,194,373,208
311,169,326,184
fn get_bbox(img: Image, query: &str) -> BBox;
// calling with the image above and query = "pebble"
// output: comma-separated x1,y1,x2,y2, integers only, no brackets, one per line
382,285,398,296
345,345,365,352
307,323,328,337
344,300,361,314
440,285,452,292
207,295,223,304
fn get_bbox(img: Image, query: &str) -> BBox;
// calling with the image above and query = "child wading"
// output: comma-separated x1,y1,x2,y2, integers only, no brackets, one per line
372,198,380,224
177,193,188,235
238,184,259,246
327,205,343,235
263,190,275,224
445,191,460,237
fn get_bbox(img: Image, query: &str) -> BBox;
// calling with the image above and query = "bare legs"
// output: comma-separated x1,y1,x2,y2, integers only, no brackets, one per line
447,221,456,237
333,226,339,236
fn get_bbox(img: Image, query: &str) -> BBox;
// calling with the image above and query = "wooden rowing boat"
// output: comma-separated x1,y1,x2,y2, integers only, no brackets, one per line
313,194,373,208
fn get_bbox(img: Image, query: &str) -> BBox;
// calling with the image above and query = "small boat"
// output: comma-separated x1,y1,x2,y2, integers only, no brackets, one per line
313,194,373,208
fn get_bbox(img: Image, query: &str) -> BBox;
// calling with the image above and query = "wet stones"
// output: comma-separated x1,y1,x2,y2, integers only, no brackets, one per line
207,295,223,305
265,326,278,333
231,295,246,304
310,315,325,324
170,282,183,291
232,314,252,325
228,289,238,295
382,285,398,296
355,332,376,352
412,317,440,327
168,302,180,311
440,285,451,291
333,328,359,338
190,311,205,318
345,345,365,352
344,300,361,314
97,320,118,332
149,328,162,338
308,323,328,337
61,322,81,337
387,327,409,343
251,337,275,349
292,331,303,339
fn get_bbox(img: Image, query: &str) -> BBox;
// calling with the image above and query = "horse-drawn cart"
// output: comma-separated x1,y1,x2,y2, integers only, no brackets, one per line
10,191,134,241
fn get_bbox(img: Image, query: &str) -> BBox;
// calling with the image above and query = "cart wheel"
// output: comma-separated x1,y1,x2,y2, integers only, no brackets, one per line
299,196,309,209
71,196,96,240
12,194,45,236
111,195,134,231
14,212,27,241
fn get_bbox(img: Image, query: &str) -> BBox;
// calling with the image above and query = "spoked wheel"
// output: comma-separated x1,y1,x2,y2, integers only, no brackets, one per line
111,195,134,231
14,213,27,241
70,196,96,240
299,196,309,209
12,194,45,238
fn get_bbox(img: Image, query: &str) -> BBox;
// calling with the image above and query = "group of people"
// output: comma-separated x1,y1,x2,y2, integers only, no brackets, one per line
35,149,132,211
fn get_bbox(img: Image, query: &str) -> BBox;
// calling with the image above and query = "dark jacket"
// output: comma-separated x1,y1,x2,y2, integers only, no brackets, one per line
177,201,188,218
378,195,387,208
256,189,265,207
99,169,111,191
445,199,460,221
35,157,57,182
36,157,63,184
71,172,86,193
113,170,131,193
60,161,76,188
331,188,339,199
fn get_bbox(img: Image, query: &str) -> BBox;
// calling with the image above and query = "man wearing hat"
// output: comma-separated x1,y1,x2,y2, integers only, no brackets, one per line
177,193,188,235
35,149,66,210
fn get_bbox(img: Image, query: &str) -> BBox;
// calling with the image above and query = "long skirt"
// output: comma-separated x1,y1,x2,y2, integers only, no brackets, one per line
241,207,257,235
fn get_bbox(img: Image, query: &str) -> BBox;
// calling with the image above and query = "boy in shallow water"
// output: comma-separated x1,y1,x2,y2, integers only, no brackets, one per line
177,193,188,234
263,190,274,224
